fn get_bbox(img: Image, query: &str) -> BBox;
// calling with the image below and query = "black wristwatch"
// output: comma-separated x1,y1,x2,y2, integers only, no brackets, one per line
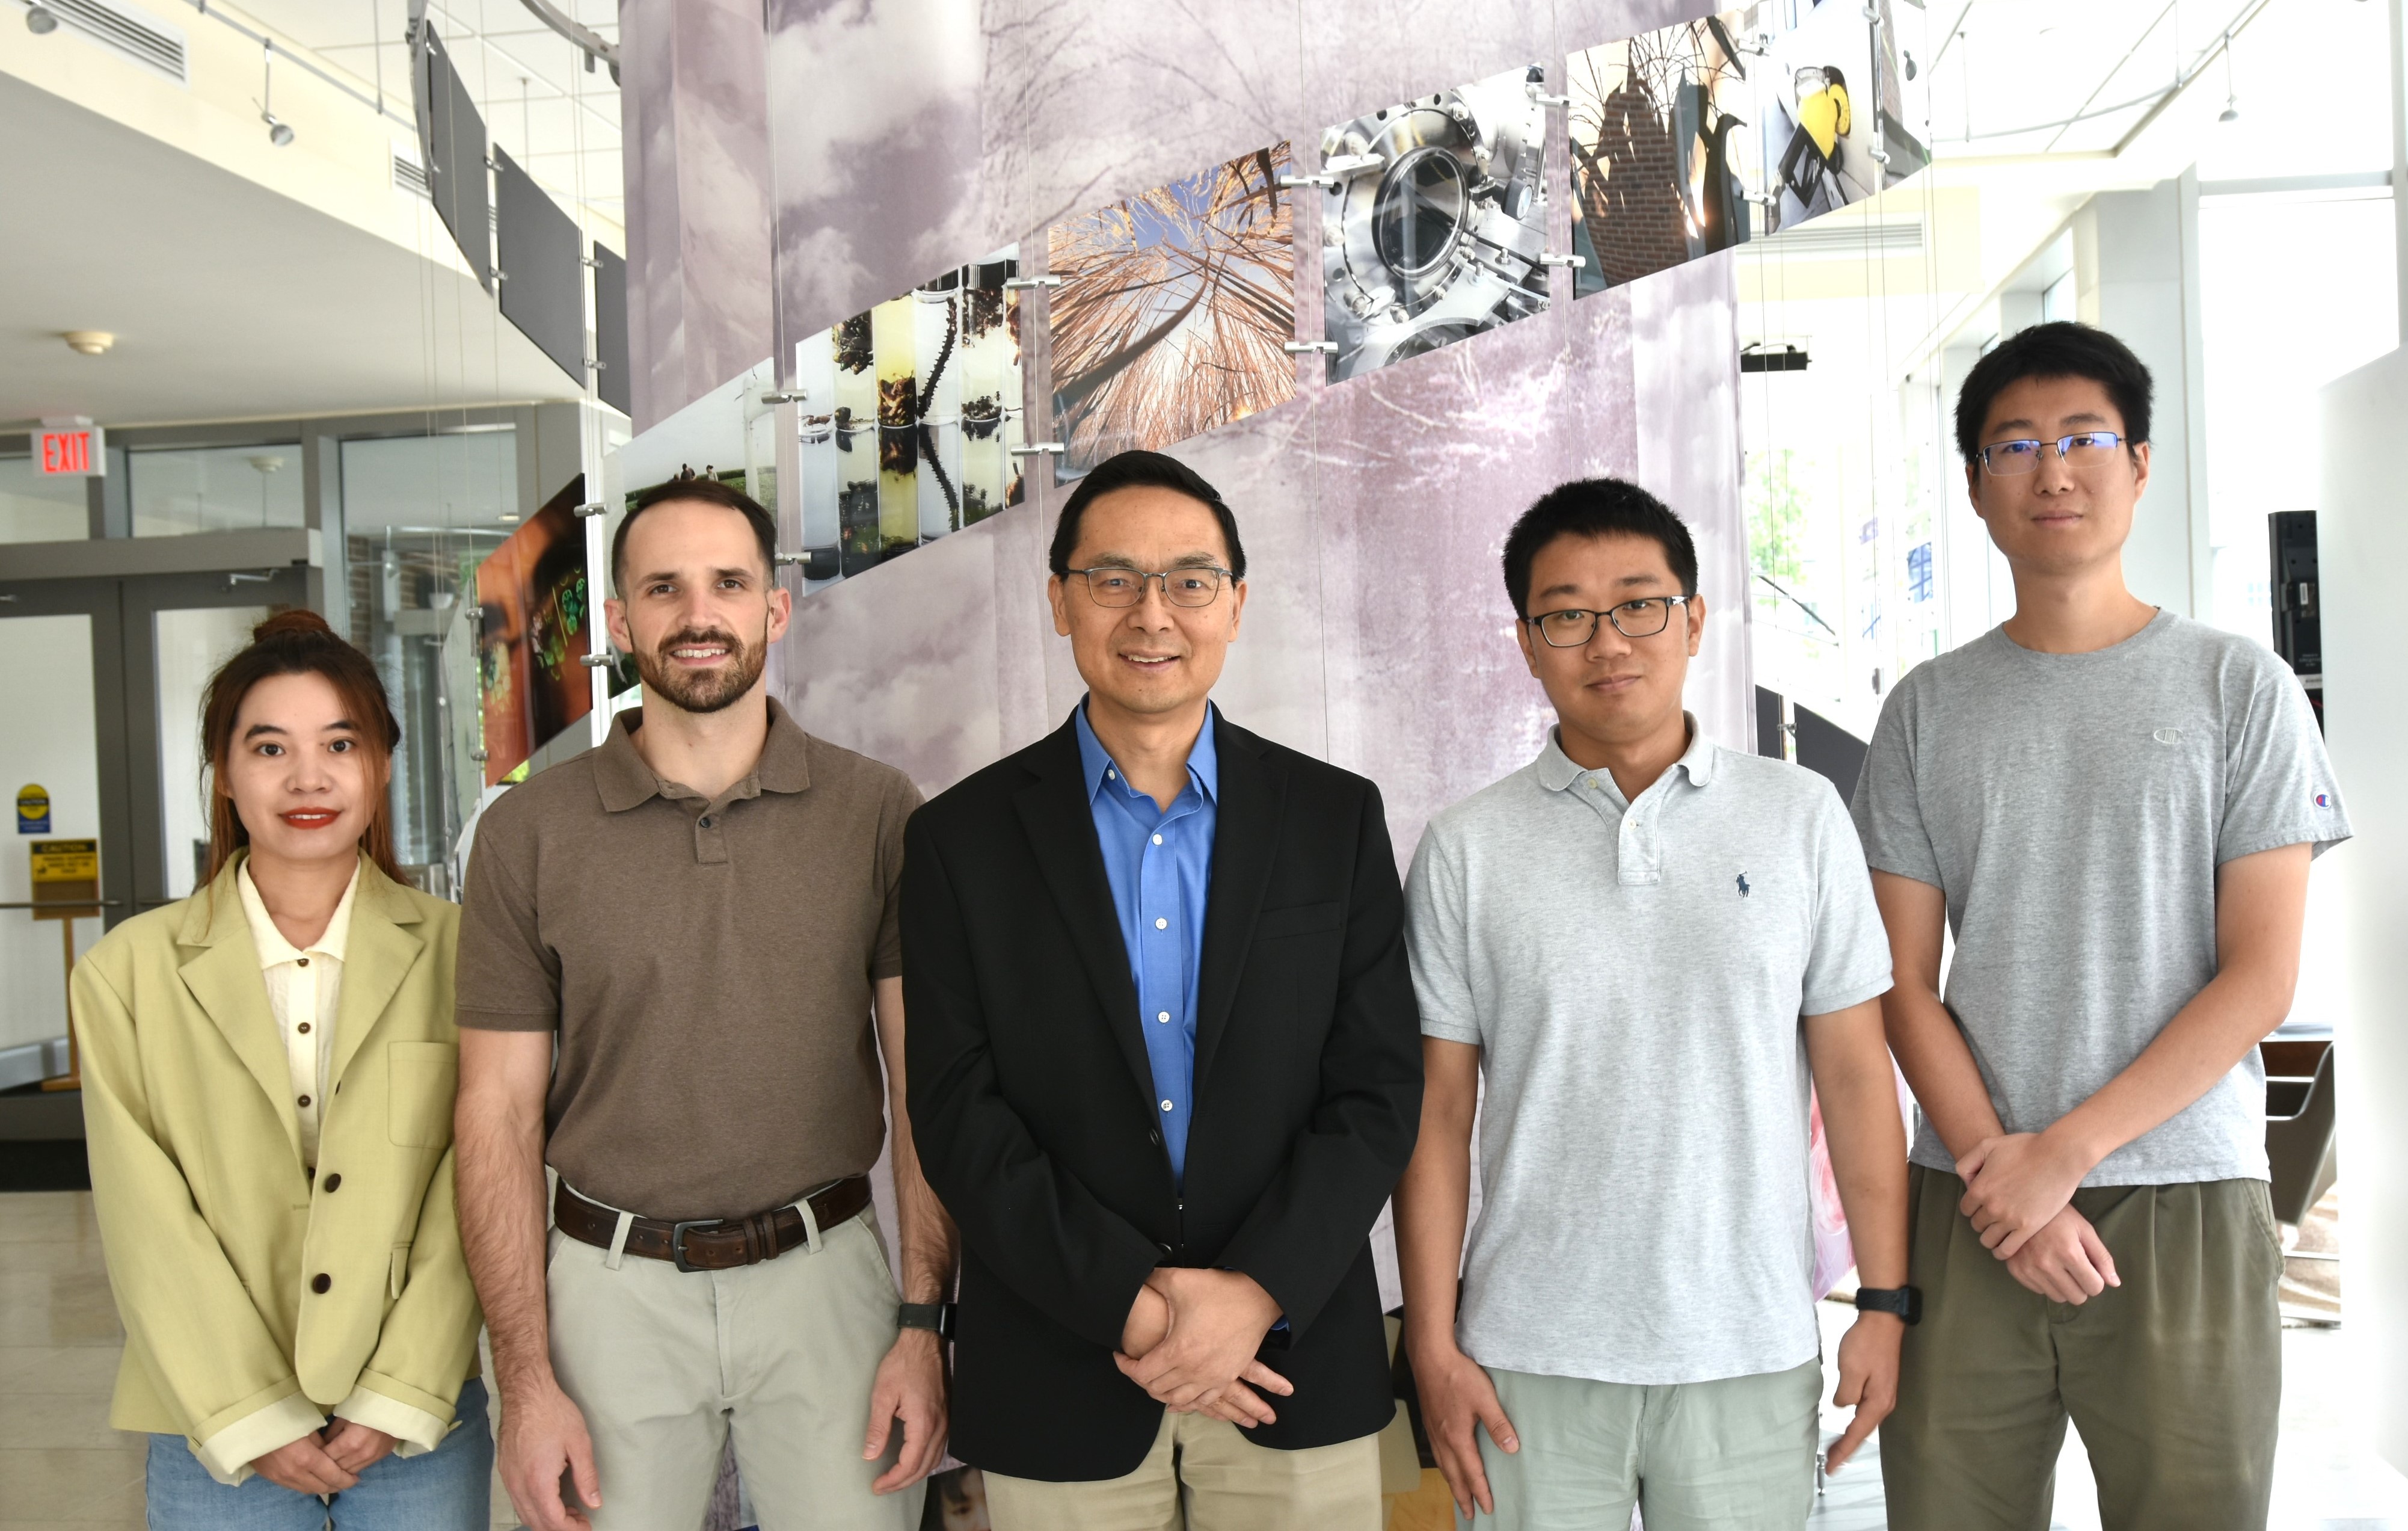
1854,1286,1923,1325
897,1302,955,1338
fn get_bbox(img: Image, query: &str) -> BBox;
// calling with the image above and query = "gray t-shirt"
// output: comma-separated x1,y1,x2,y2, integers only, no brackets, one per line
1851,612,2351,1186
1406,722,1893,1385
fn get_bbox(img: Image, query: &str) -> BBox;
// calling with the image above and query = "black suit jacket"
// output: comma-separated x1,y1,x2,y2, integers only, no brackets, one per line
903,709,1423,1482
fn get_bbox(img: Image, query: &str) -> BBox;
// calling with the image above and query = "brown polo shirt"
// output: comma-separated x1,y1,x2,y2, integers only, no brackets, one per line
456,699,921,1220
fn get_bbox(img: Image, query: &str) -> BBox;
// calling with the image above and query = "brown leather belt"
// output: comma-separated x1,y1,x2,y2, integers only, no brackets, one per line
554,1177,870,1273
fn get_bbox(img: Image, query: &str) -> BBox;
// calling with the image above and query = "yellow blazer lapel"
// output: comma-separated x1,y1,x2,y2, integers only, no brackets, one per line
175,868,303,1166
330,866,426,1088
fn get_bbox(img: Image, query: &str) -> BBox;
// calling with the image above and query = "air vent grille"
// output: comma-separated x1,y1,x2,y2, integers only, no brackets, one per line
393,146,431,200
43,0,188,84
1751,216,1926,260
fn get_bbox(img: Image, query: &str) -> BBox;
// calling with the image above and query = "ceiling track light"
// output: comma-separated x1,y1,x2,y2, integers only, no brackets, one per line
25,4,58,33
257,38,295,147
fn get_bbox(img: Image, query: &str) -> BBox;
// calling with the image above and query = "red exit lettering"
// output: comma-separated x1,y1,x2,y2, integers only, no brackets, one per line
39,431,90,475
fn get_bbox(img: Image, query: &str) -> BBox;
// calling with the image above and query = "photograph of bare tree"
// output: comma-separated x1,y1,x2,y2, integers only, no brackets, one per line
1568,9,1762,298
1048,144,1298,480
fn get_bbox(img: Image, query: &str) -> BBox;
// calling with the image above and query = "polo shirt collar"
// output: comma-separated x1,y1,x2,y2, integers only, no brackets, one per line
592,697,815,813
1074,698,1219,807
1534,712,1716,796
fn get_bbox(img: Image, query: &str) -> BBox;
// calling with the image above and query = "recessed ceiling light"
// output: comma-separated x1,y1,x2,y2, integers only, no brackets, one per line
64,331,114,356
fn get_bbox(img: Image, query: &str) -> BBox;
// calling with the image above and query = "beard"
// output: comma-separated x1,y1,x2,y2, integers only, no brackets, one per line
633,623,767,715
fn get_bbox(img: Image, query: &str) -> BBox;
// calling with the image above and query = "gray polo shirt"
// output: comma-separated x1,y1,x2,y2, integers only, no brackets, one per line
1851,612,2351,1187
1405,720,1893,1385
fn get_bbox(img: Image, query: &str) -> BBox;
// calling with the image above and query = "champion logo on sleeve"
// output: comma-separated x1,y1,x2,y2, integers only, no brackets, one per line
2317,793,2331,807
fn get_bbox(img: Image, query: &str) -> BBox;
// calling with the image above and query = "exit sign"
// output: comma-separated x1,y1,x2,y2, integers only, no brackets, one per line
36,417,103,477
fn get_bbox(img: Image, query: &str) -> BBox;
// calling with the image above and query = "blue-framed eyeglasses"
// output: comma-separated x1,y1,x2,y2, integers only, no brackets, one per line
1977,431,2126,476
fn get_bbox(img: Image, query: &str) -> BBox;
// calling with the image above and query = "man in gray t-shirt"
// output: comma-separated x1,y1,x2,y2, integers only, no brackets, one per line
1396,479,1910,1531
1853,322,2350,1531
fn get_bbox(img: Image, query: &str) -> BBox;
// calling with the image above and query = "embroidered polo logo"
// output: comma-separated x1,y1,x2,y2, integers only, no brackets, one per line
1736,872,1751,898
2152,728,2182,744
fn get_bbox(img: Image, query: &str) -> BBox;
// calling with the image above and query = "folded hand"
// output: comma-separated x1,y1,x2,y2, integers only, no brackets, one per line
1957,1130,2090,1260
1113,1268,1293,1421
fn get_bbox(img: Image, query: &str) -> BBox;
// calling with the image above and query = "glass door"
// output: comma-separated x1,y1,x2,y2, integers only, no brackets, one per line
0,601,108,1072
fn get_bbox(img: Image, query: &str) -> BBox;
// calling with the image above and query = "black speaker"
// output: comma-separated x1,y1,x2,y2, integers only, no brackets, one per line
2269,511,2320,676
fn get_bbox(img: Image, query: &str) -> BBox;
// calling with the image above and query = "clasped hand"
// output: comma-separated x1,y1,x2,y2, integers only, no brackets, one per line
1958,1129,2121,1302
1115,1267,1293,1428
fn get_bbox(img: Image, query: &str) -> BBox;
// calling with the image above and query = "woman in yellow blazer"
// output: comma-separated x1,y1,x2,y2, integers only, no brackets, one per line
73,609,488,1529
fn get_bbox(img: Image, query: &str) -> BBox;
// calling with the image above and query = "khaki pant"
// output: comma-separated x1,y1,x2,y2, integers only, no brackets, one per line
545,1205,921,1531
1475,1359,1822,1530
983,1409,1384,1531
1883,1167,2282,1531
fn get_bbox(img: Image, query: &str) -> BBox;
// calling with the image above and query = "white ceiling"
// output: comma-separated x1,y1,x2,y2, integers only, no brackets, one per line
226,0,623,236
0,72,584,426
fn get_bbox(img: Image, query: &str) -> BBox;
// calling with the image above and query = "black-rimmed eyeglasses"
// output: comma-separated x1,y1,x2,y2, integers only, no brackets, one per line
1066,565,1237,609
1977,431,2125,476
1527,595,1691,646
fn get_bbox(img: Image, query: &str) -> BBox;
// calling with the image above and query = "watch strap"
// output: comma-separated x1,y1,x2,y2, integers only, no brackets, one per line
897,1301,954,1338
1853,1286,1923,1325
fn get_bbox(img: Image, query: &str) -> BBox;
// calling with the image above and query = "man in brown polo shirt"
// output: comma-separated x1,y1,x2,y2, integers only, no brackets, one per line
453,476,951,1531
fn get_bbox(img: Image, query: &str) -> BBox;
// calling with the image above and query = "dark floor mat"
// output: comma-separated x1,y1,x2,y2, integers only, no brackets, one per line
0,1138,91,1191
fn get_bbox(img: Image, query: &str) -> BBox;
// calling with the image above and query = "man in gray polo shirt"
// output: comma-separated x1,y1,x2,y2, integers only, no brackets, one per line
1395,478,1911,1530
1855,322,2350,1531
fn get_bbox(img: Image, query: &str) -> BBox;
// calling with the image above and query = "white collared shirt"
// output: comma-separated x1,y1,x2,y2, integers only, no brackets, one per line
236,860,358,1170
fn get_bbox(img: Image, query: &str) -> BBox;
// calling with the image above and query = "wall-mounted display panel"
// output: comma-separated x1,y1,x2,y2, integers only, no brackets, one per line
475,476,594,785
1319,66,1552,383
422,22,492,292
1049,144,1298,481
594,244,632,418
1569,10,1760,297
496,147,586,383
794,256,1025,579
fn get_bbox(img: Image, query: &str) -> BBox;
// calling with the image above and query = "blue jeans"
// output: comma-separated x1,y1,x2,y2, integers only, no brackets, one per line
146,1378,492,1530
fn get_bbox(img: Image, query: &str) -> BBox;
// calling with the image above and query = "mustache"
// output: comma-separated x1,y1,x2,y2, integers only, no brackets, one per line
654,627,745,653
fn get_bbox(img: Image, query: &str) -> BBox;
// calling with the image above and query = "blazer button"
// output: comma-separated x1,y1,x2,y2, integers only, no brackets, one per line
1148,1127,1162,1147
1155,1242,1173,1258
322,1173,342,1193
310,1273,332,1294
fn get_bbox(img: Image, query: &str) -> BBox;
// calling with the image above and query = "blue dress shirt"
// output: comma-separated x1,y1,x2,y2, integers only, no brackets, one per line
1075,700,1217,1184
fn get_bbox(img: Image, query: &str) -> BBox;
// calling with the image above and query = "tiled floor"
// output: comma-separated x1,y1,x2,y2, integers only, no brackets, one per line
8,1188,2408,1530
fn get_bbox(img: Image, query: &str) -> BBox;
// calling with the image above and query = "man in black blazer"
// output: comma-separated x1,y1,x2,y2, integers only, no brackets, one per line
903,451,1422,1529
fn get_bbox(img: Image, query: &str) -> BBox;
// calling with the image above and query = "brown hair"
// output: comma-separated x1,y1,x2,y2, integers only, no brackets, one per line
199,609,406,887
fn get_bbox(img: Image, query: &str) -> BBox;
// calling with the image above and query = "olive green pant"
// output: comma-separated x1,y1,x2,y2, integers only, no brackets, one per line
1883,1167,2282,1531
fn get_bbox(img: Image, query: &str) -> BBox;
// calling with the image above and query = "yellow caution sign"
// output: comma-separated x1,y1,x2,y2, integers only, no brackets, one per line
16,784,48,834
31,839,98,883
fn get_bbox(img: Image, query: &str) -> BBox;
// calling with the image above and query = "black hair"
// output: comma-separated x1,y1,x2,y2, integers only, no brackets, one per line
613,474,778,594
1954,321,2153,464
1047,450,1247,579
1502,478,1698,618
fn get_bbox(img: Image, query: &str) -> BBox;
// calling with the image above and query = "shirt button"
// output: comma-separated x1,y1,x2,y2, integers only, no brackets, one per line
296,1021,311,1035
698,816,713,828
1154,917,1168,930
296,957,310,968
1161,1100,1174,1112
1152,833,1163,845
296,1095,311,1109
1157,1011,1170,1023
322,1174,342,1192
1107,769,1117,780
310,1273,332,1294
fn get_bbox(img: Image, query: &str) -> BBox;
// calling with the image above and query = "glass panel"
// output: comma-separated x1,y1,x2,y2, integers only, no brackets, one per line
131,445,306,537
339,429,521,891
0,455,91,544
0,614,101,1053
154,607,272,901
